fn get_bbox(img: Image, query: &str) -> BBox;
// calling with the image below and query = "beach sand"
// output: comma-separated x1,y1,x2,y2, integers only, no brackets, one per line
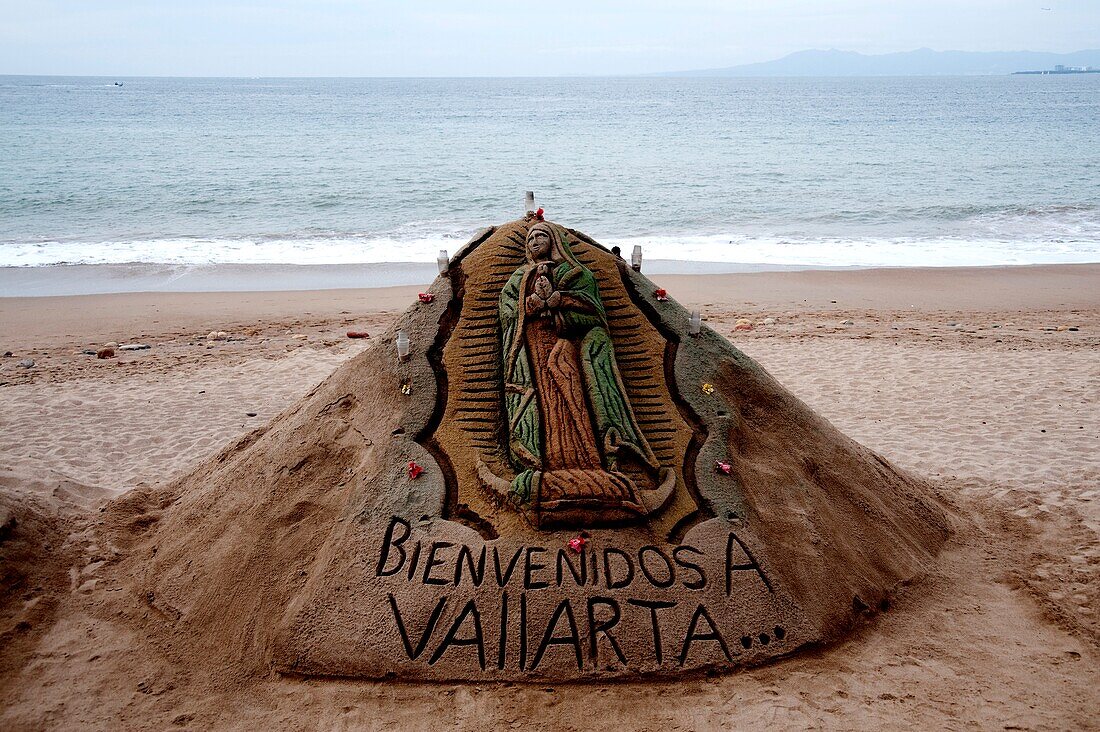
1,264,1098,730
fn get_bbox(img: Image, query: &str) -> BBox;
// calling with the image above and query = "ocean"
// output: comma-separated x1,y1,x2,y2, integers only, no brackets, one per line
2,75,1099,276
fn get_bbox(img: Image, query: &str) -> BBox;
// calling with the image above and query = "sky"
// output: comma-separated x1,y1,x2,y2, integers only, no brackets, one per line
1,0,1097,77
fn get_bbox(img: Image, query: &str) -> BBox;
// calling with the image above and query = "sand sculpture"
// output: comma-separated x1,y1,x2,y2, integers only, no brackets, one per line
82,216,949,682
478,221,676,527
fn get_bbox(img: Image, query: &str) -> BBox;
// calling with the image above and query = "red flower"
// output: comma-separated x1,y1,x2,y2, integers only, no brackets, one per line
568,536,586,553
418,292,435,303
408,461,425,479
535,207,545,221
655,288,668,301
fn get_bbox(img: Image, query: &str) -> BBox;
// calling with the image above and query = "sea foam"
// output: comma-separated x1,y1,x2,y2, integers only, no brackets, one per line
3,233,1099,269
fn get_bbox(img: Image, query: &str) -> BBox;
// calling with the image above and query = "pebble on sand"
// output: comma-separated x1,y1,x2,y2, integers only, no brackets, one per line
761,317,777,325
118,344,150,351
841,319,854,326
2,351,12,358
207,331,229,341
97,347,115,359
734,318,753,331
17,359,35,368
104,342,118,349
346,331,371,339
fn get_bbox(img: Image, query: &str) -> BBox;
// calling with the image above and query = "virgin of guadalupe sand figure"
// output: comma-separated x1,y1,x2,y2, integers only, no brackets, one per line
477,221,675,528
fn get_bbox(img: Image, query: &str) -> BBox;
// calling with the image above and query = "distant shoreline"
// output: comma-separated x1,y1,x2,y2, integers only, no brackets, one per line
1013,69,1100,75
6,48,1100,79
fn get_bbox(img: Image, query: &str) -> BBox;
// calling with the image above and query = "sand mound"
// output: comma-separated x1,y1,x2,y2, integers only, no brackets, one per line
78,220,951,682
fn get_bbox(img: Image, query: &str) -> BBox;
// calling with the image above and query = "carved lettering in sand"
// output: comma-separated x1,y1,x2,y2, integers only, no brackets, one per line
374,517,786,672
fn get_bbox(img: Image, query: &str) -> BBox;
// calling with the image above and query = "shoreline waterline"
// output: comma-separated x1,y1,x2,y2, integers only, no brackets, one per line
0,260,871,297
2,262,1097,315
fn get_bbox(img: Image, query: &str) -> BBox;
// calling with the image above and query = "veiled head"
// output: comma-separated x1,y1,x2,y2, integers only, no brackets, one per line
525,222,555,262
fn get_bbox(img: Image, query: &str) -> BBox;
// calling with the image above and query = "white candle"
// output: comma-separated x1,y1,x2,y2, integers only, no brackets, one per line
524,191,535,214
689,310,702,335
631,245,642,271
437,249,449,274
396,330,410,361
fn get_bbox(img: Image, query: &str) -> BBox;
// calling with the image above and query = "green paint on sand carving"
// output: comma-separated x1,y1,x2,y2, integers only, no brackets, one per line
499,226,657,503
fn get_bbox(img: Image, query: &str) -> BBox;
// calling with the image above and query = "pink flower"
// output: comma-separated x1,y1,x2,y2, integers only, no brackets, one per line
408,461,424,479
418,293,435,303
715,460,732,475
568,536,586,553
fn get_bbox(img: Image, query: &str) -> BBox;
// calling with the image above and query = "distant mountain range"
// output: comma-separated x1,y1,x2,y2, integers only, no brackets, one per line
658,48,1100,77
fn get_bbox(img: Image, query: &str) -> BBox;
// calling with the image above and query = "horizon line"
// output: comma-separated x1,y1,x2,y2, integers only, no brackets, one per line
4,47,1098,81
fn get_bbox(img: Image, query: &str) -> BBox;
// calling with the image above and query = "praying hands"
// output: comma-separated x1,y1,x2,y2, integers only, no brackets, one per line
525,272,561,314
